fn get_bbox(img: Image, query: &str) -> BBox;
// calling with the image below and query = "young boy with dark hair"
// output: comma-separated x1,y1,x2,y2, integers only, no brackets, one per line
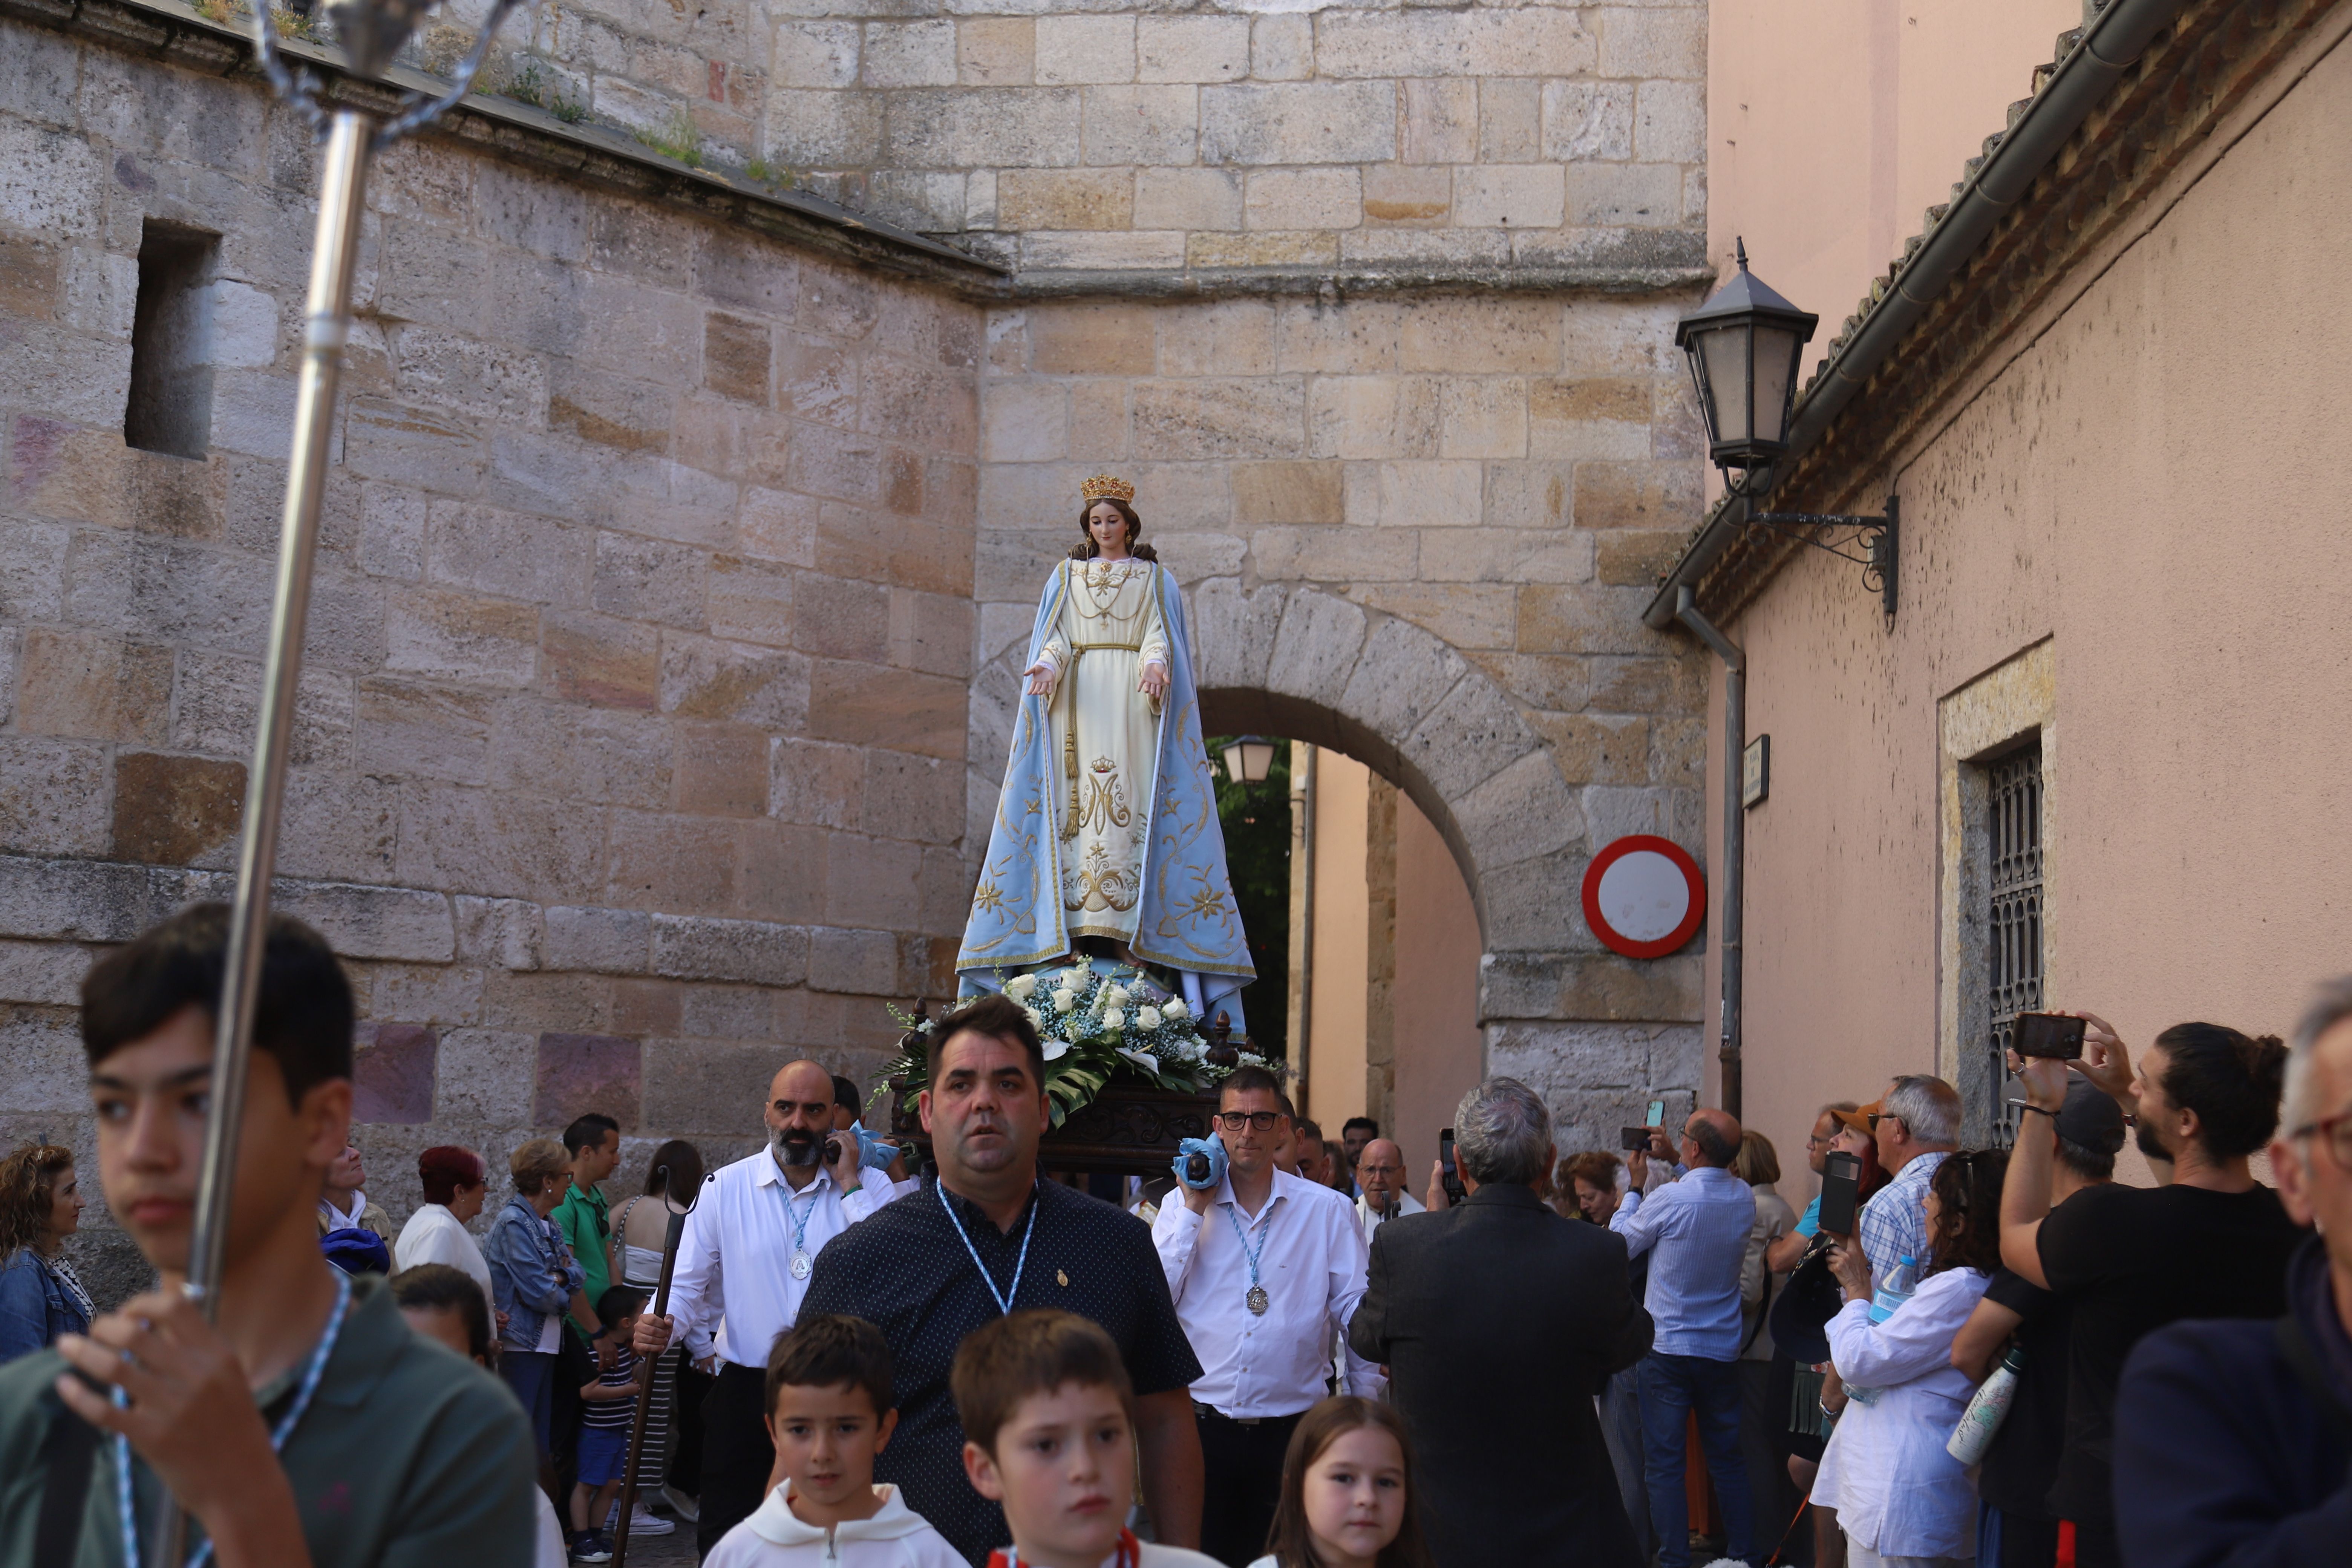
704,1313,963,1567
0,903,539,1567
953,1310,1221,1568
571,1285,651,1563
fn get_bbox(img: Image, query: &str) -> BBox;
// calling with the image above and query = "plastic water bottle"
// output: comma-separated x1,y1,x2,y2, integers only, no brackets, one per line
1948,1344,2025,1464
1869,1255,1918,1323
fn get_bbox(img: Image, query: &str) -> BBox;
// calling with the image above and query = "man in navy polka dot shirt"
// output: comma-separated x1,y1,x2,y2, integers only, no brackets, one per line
799,994,1204,1565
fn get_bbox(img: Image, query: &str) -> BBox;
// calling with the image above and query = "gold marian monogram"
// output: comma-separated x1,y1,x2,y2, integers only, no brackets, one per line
1065,756,1133,841
1064,842,1141,913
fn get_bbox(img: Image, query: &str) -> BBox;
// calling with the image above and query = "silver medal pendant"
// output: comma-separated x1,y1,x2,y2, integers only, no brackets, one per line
1245,1284,1269,1316
790,1250,812,1281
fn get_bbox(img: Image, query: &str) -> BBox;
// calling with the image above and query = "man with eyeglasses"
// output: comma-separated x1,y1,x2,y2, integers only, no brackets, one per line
1856,1075,1962,1285
1151,1064,1379,1566
1352,1138,1423,1246
2110,979,2352,1566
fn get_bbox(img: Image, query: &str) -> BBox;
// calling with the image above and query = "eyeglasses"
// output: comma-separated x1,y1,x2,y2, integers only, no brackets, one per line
2289,1110,2352,1171
1216,1110,1285,1132
1868,1112,1903,1131
1805,1135,1834,1151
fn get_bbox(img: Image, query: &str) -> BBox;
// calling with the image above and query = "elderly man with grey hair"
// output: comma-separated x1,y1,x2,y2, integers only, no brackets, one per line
1349,1077,1652,1567
1857,1073,1962,1284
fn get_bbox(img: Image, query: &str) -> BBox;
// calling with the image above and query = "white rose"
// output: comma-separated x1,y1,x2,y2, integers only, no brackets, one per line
1005,974,1038,1001
1161,997,1190,1021
1021,1005,1043,1031
1103,1008,1125,1032
1136,1006,1163,1031
1105,984,1131,1008
1051,989,1076,1013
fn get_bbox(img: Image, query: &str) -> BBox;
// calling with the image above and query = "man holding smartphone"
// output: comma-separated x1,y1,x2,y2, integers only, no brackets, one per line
1611,1109,1759,1568
1999,1012,2305,1568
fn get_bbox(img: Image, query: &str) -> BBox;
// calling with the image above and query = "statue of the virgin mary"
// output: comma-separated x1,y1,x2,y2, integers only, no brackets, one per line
958,475,1255,1029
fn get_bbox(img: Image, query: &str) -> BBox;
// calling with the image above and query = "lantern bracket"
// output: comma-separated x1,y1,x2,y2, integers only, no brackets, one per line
1736,483,1899,620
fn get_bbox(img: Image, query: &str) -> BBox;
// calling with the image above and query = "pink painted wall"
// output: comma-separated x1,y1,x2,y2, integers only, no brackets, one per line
1706,32,2352,1188
1391,793,1485,1180
1707,0,2082,388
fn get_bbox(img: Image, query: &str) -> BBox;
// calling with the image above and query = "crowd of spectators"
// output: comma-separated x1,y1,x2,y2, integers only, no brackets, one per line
5,906,2350,1568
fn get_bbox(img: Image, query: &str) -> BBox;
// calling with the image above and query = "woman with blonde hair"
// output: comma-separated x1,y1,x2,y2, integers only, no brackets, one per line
0,1141,92,1362
485,1136,591,1457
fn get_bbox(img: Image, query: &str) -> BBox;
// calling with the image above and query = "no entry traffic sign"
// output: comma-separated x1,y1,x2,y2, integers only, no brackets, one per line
1581,835,1706,959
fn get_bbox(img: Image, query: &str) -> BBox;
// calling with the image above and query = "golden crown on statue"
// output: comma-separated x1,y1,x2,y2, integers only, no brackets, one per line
1080,474,1136,504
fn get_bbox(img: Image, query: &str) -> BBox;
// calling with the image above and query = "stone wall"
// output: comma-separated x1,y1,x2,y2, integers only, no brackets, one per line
0,18,980,1282
475,0,1707,282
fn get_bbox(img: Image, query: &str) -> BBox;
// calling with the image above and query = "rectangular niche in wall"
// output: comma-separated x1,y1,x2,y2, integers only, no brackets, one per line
124,222,222,459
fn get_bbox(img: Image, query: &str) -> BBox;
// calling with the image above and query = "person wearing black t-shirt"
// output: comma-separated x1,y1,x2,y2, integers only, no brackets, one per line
1998,1014,2307,1568
796,995,1205,1565
1951,1082,2124,1568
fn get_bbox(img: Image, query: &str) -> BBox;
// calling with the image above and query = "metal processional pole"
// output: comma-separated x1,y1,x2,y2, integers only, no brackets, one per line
160,0,522,1560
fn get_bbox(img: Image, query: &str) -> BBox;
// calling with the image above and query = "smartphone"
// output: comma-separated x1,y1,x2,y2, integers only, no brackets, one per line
1646,1099,1665,1127
2015,1012,2087,1060
1620,1126,1653,1151
1438,1128,1465,1207
1816,1150,1861,1237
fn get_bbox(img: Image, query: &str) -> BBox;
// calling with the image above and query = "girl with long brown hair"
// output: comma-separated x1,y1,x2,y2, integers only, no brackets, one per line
1249,1395,1433,1568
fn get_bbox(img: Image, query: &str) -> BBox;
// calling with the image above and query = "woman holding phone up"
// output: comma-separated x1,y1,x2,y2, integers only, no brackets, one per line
1812,1150,2009,1568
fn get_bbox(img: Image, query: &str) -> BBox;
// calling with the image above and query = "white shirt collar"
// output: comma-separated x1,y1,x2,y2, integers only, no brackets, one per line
746,1484,931,1545
754,1153,838,1195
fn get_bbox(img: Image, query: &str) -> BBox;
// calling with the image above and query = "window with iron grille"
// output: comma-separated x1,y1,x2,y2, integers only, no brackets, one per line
1986,745,2044,1146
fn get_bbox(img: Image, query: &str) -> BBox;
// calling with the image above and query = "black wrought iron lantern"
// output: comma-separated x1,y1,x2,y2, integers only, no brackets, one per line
1219,735,1276,784
1675,239,1819,474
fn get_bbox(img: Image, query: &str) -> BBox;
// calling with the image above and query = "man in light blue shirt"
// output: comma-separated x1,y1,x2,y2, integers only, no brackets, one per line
1612,1108,1758,1568
1856,1074,1962,1282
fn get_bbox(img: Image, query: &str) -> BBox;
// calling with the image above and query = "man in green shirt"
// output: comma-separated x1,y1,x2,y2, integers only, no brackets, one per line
554,1113,622,1346
0,904,537,1567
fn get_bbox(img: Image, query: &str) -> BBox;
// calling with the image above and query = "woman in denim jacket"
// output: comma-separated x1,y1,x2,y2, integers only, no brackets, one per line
486,1137,591,1455
0,1143,94,1363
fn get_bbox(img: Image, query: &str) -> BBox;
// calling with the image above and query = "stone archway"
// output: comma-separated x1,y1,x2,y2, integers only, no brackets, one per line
964,577,1706,1151
1186,582,1707,1155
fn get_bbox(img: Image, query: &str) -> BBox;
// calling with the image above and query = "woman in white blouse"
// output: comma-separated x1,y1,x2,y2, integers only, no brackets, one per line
1814,1148,2009,1568
392,1145,496,1325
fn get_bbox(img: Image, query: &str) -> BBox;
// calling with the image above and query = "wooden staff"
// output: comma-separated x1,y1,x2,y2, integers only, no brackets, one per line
612,1151,704,1568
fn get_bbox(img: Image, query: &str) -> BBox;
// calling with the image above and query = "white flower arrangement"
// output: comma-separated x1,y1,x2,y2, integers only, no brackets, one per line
881,964,1262,1129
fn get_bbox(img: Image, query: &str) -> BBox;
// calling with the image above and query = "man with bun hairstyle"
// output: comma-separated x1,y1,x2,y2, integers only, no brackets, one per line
2001,1013,2307,1568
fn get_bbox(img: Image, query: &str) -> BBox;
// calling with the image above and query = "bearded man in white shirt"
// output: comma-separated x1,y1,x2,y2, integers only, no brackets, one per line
633,1058,914,1557
1150,1064,1379,1567
1352,1137,1423,1246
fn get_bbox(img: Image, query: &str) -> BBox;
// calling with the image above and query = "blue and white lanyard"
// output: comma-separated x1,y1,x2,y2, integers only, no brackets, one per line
116,1268,352,1568
784,1181,818,1254
937,1182,1039,1316
1223,1200,1274,1293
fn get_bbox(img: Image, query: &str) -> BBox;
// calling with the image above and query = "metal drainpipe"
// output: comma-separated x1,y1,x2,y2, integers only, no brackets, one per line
1674,587,1745,1119
1290,742,1317,1109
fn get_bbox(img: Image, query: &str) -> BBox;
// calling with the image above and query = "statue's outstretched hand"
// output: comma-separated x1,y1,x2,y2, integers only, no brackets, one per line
1139,662,1169,702
1024,661,1057,697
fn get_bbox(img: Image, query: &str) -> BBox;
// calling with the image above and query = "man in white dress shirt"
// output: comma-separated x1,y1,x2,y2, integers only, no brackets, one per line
632,1058,914,1556
1150,1064,1378,1566
1351,1137,1423,1246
